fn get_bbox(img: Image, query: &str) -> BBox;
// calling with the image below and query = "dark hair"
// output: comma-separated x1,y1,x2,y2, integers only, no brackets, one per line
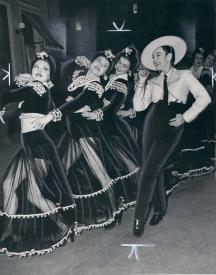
115,45,140,73
91,50,115,75
161,45,175,66
31,53,57,80
203,51,215,62
191,48,204,65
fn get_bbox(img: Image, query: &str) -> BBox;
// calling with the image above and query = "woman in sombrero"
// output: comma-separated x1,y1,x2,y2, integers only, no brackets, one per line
133,36,211,236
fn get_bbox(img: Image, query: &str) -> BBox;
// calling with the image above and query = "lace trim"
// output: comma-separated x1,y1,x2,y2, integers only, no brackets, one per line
166,167,215,195
76,200,136,234
49,108,62,122
0,203,76,219
73,168,139,199
110,81,127,95
68,75,100,92
15,74,33,87
0,222,78,257
26,82,47,96
72,70,85,82
15,74,47,96
171,166,215,178
85,82,104,98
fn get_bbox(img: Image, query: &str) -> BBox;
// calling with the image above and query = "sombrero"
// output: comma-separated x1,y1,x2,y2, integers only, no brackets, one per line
141,36,187,71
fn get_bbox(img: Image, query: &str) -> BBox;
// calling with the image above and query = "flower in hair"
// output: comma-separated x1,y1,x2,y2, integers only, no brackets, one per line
36,51,48,60
123,47,133,56
104,49,115,61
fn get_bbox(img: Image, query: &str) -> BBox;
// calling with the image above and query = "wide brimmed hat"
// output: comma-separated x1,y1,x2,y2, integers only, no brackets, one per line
141,36,187,70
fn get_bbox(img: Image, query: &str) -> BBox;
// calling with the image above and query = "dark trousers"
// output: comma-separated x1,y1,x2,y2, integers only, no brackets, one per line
134,124,184,221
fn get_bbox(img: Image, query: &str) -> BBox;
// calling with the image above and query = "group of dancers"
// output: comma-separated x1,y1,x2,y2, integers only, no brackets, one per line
0,35,213,256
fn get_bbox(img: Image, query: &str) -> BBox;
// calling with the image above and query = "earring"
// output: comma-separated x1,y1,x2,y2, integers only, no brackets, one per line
128,70,132,77
103,74,108,81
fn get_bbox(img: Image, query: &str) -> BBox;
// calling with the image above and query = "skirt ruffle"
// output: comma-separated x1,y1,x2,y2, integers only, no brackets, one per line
58,118,139,233
0,131,77,257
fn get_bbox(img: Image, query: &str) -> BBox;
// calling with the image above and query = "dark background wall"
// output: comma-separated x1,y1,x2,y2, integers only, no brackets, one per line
60,0,215,59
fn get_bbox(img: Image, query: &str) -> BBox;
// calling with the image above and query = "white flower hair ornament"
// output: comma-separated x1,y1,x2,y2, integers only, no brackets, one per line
104,50,115,61
36,51,49,60
122,47,133,56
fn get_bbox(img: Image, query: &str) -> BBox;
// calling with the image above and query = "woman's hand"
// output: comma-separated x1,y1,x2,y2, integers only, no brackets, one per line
31,114,53,130
81,111,97,120
66,96,74,102
138,68,149,84
75,56,91,69
169,114,185,127
117,110,131,118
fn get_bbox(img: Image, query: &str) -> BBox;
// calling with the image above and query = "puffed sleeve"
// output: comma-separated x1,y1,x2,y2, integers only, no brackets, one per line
182,71,211,123
133,81,152,111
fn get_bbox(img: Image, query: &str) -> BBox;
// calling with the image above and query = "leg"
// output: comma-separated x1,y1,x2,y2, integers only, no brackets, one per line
149,171,167,226
27,161,56,212
134,126,184,236
152,171,167,214
79,138,116,213
3,160,25,215
62,138,82,173
79,138,112,187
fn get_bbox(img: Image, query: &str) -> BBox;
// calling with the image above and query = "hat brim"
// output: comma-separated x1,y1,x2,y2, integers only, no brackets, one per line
141,36,187,71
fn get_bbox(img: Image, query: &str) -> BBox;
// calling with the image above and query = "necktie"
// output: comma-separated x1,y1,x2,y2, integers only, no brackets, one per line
162,75,169,104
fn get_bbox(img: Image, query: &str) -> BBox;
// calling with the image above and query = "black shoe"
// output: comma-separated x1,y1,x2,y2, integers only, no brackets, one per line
149,213,163,226
133,219,145,237
104,212,123,230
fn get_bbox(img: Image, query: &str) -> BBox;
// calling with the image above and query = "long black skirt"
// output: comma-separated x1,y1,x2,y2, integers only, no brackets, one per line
0,130,77,257
58,117,139,233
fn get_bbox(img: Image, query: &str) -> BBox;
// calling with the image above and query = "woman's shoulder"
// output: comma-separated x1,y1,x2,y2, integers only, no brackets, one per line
107,75,128,95
14,74,48,96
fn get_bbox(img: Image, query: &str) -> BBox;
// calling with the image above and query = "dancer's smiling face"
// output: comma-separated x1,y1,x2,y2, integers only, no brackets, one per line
193,53,203,67
115,56,131,75
89,56,110,77
152,47,172,72
204,54,215,68
32,60,50,82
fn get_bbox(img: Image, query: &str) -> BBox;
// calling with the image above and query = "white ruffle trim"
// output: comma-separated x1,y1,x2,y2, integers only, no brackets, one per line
0,222,78,257
75,200,136,234
166,166,215,195
0,203,76,219
181,146,205,153
171,166,215,179
73,168,140,199
166,178,191,195
202,139,216,143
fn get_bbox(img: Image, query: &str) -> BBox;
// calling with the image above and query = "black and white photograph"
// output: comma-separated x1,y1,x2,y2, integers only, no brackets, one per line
0,0,215,274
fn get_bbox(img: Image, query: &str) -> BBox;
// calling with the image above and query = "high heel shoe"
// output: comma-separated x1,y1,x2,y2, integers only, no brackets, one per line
104,196,125,230
149,213,164,226
69,222,77,242
133,219,145,237
104,211,123,230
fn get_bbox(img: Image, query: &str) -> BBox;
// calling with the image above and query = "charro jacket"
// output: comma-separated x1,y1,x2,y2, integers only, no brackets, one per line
133,68,211,123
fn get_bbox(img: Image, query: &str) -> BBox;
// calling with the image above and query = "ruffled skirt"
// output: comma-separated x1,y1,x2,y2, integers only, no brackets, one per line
58,117,140,233
0,130,77,257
